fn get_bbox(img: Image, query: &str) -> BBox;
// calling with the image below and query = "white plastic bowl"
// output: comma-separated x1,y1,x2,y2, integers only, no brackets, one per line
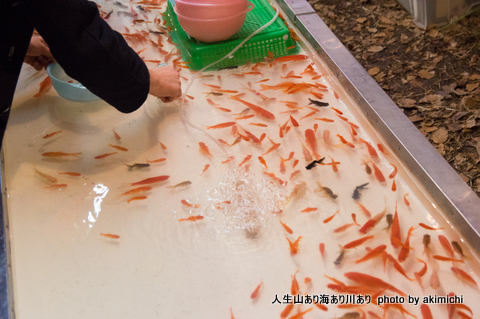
175,0,253,19
46,63,100,102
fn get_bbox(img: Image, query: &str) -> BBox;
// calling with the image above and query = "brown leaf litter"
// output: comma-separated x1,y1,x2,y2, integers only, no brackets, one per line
310,0,480,196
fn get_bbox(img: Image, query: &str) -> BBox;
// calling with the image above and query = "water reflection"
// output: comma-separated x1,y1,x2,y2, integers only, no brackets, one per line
83,183,109,228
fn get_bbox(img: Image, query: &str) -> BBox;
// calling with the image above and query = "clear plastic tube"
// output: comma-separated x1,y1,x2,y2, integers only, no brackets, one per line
177,4,280,157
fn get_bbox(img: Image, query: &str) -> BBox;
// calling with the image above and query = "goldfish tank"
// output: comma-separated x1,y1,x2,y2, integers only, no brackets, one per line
1,0,480,318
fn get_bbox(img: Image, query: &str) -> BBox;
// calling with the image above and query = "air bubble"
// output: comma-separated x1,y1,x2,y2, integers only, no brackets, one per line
204,167,285,237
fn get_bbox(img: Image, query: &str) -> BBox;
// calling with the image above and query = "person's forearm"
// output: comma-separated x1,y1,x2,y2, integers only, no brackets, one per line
25,0,149,112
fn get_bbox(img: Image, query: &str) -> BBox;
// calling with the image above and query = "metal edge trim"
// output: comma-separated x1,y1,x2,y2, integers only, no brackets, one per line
287,9,480,253
0,148,13,318
275,0,315,22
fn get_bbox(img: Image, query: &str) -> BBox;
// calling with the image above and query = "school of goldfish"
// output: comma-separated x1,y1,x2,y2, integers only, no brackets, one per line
23,0,480,318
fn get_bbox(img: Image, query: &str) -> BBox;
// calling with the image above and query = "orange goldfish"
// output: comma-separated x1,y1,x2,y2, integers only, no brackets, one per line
41,152,81,158
334,223,356,233
167,181,192,189
332,89,339,99
127,196,147,203
388,163,397,179
262,138,281,155
280,304,294,318
113,129,121,140
390,205,401,248
418,223,443,231
357,202,372,218
45,183,67,189
397,226,415,262
100,233,120,239
243,129,261,145
451,267,477,287
344,272,406,296
131,175,169,186
385,253,415,280
109,143,128,151
250,280,263,299
359,138,378,157
377,143,389,155
58,172,81,177
43,130,62,139
301,207,317,213
274,54,308,63
323,210,340,223
337,134,355,148
238,155,252,167
279,220,293,234
289,115,299,127
305,129,321,160
235,114,255,120
343,235,374,249
359,207,386,234
33,76,52,98
94,152,117,159
420,304,433,319
331,106,343,115
199,142,212,157
371,162,385,182
438,234,454,257
292,159,299,168
178,215,204,222
290,270,299,295
286,236,302,255
299,111,316,121
222,156,235,164
325,156,340,173
258,156,267,169
35,167,58,184
433,255,464,263
414,259,428,291
316,117,334,122
180,199,201,208
263,171,285,185
351,213,360,226
355,245,387,264
146,158,166,163
121,186,152,196
230,95,275,120
200,164,210,175
207,122,236,129
249,122,268,127
319,243,325,259
289,170,300,180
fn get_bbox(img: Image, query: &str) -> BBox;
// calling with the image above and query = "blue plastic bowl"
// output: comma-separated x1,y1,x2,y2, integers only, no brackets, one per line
46,63,100,102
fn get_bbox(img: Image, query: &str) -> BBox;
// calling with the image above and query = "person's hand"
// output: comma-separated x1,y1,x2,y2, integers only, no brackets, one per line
148,66,182,103
24,36,55,71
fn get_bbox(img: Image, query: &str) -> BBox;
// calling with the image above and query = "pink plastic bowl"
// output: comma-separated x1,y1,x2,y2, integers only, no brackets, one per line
175,0,254,19
178,0,246,4
175,9,248,42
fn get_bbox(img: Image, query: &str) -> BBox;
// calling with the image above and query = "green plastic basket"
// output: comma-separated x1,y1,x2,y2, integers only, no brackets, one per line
164,0,299,71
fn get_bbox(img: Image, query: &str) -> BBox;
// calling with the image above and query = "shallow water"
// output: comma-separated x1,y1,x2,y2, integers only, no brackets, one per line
4,0,480,318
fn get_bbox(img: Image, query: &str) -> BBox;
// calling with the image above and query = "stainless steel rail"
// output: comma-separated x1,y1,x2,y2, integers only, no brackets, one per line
276,0,480,254
0,154,13,319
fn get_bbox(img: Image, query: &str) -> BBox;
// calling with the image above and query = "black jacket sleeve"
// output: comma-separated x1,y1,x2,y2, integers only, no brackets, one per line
24,0,150,113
